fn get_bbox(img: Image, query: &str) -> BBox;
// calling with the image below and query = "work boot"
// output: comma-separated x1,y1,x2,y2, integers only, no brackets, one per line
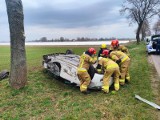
103,91,109,94
119,79,125,85
81,90,91,95
125,77,130,84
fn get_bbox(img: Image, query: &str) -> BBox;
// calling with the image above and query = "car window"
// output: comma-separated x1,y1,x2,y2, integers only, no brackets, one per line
151,35,160,41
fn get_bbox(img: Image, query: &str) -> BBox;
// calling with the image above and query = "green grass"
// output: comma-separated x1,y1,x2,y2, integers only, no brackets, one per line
0,43,159,120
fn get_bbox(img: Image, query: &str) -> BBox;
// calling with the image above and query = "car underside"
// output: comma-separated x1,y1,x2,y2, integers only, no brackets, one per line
42,50,113,89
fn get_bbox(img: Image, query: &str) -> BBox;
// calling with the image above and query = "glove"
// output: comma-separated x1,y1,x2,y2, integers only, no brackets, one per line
116,59,121,64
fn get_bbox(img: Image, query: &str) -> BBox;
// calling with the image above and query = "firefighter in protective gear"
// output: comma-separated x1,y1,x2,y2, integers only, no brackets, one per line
97,50,120,93
110,39,130,57
77,48,97,94
98,43,108,58
110,50,130,85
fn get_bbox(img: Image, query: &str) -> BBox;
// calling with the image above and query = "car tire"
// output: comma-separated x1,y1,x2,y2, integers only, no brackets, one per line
66,49,74,54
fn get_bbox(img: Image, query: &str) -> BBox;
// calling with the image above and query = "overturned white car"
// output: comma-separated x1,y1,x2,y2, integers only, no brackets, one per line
42,50,113,89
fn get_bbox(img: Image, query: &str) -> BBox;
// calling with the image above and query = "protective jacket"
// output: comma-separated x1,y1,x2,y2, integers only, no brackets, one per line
77,52,97,92
110,51,130,85
78,52,97,71
110,45,130,57
110,51,129,63
97,57,120,93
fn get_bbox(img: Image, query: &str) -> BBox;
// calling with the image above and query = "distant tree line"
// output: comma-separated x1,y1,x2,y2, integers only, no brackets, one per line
32,37,133,42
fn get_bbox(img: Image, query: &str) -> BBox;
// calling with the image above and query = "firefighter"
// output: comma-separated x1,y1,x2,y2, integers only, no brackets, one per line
109,50,130,85
110,39,130,57
97,50,120,93
77,48,97,94
98,43,108,58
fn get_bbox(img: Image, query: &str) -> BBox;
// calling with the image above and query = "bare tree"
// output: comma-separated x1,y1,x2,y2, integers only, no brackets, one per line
153,19,160,34
120,0,160,44
140,20,151,40
5,0,27,89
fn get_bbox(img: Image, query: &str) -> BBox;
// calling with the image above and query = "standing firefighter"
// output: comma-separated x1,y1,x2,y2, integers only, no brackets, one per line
77,48,97,94
97,50,120,93
98,43,108,57
110,50,130,85
110,39,130,57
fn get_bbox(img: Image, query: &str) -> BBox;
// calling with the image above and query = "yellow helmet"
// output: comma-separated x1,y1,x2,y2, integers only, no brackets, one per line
101,43,107,49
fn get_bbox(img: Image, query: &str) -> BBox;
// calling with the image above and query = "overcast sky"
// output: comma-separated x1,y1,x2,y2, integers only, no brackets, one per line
0,0,138,42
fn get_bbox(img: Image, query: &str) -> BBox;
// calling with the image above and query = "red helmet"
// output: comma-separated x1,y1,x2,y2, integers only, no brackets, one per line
111,39,119,47
88,48,96,54
102,50,109,57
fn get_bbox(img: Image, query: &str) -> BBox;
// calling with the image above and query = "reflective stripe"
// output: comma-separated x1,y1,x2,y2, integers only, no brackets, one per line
111,55,117,60
81,85,87,89
114,83,119,88
121,56,128,63
106,64,118,69
80,85,87,92
119,79,125,82
89,57,97,63
89,58,93,62
77,68,87,72
114,83,119,91
126,76,130,81
79,54,86,68
97,69,102,73
102,86,109,93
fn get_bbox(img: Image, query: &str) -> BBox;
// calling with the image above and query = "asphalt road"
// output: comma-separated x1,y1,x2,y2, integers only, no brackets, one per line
150,55,160,76
148,55,160,120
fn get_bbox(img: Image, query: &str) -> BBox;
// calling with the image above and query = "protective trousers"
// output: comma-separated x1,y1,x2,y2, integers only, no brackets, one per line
77,71,91,92
102,67,120,93
119,59,130,85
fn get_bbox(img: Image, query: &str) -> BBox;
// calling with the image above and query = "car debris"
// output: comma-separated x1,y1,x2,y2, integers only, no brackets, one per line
0,70,9,81
135,94,160,110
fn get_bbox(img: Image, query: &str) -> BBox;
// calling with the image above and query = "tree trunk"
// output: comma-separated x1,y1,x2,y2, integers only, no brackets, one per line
141,32,145,41
136,22,143,44
5,0,27,89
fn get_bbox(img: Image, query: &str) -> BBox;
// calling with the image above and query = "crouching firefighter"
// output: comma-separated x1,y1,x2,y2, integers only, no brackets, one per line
110,50,130,85
96,50,120,93
77,48,97,94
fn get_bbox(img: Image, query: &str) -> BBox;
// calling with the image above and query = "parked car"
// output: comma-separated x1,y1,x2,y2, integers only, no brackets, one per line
146,34,160,54
42,50,113,89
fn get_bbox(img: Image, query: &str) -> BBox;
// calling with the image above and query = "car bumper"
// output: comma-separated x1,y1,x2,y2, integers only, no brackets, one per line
146,46,156,53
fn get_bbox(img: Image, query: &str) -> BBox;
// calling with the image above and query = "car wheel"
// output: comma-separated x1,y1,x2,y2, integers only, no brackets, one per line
66,49,74,54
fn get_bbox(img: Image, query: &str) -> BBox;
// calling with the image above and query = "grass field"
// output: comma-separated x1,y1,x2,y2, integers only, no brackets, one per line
0,42,159,120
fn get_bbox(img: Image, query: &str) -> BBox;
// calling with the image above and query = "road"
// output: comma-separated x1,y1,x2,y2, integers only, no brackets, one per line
148,55,160,119
149,55,160,76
